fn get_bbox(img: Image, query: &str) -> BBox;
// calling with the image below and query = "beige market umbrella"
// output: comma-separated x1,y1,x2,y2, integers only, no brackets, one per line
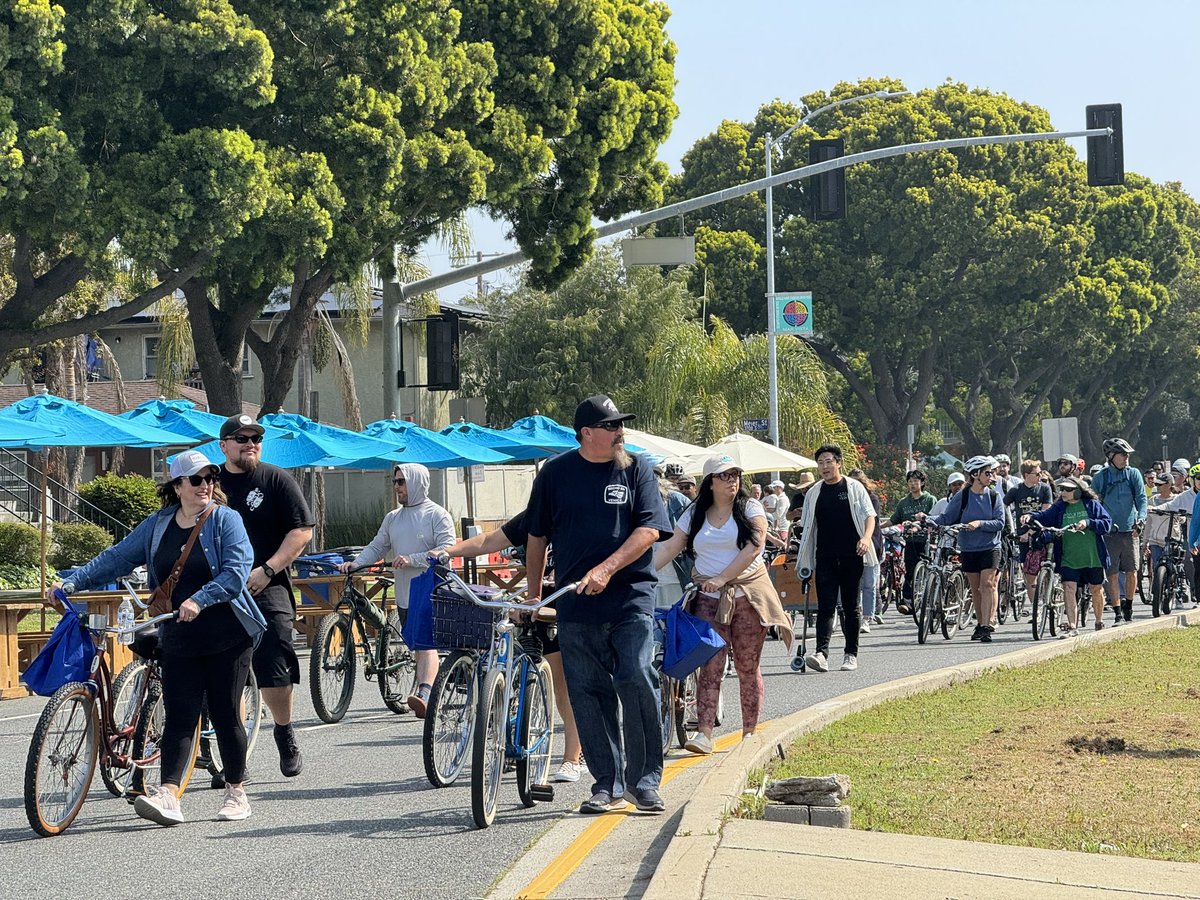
689,432,818,476
623,428,709,462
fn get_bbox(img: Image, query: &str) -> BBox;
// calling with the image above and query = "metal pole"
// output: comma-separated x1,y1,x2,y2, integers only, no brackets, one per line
382,281,402,418
765,133,779,449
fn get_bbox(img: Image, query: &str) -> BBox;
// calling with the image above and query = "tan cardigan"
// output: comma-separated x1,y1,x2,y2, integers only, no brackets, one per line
691,563,793,652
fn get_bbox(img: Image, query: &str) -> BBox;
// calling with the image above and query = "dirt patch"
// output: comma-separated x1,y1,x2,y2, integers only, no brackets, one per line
1066,734,1127,754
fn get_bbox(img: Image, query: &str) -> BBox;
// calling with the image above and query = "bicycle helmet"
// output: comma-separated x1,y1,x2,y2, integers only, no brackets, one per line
1189,463,1200,479
1090,464,1103,475
664,462,685,479
964,455,998,475
1103,437,1134,458
994,454,1011,465
1154,472,1173,485
1172,457,1191,475
1055,453,1078,466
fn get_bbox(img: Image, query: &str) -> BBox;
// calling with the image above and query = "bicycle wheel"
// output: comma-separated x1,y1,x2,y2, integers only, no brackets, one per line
1048,576,1062,637
101,660,149,797
910,561,928,624
916,577,934,644
129,687,200,797
204,668,263,785
1152,564,1170,617
1032,566,1050,640
310,612,357,723
377,610,418,715
471,668,507,829
956,569,974,632
1137,550,1150,604
658,671,675,756
943,572,966,640
996,561,1010,624
423,650,477,788
516,657,555,808
25,682,98,836
674,671,700,749
878,559,895,616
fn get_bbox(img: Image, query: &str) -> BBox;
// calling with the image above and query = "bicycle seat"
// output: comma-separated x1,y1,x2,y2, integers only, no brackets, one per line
132,632,161,661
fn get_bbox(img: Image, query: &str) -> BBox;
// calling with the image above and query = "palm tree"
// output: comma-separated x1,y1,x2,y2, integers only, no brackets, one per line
636,317,855,459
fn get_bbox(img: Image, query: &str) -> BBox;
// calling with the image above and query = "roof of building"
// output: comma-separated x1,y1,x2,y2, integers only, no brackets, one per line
0,381,260,418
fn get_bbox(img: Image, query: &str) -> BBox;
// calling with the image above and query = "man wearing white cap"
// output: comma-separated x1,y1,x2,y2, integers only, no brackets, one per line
764,480,790,544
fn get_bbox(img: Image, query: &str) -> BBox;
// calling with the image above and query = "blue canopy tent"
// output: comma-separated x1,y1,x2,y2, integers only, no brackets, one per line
497,415,579,454
118,398,293,443
361,419,510,468
438,421,556,462
0,418,67,447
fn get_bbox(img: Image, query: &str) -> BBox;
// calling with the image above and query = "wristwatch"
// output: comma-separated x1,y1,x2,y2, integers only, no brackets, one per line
261,562,276,579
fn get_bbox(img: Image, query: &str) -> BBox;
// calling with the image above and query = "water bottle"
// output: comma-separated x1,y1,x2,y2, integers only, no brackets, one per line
358,594,387,630
117,597,135,646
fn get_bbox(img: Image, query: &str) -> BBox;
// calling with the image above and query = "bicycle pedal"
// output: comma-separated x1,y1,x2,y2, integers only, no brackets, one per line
528,784,555,803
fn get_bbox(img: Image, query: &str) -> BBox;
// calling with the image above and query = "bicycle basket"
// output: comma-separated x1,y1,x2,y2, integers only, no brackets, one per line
432,580,500,650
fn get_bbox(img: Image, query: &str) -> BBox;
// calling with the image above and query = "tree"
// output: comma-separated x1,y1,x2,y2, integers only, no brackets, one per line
0,0,275,369
461,246,698,424
178,0,679,413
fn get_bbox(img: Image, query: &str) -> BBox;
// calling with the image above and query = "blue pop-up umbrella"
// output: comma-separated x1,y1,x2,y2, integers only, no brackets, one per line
0,417,67,448
496,415,646,455
261,413,406,467
0,393,195,448
439,421,557,462
118,398,294,443
362,418,509,468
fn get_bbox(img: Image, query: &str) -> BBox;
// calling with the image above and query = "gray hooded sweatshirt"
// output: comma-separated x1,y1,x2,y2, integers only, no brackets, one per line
351,463,455,608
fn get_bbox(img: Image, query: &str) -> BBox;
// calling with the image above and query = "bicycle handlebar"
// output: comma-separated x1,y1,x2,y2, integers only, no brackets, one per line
107,611,179,636
1148,508,1192,518
433,553,577,612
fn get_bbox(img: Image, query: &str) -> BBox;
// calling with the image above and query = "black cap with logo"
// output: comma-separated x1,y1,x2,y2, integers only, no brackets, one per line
573,395,636,431
219,414,266,440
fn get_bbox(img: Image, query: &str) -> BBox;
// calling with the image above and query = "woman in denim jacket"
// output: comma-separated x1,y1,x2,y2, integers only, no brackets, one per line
51,450,265,827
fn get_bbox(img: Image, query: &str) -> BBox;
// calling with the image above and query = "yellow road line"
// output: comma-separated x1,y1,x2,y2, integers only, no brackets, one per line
516,729,750,899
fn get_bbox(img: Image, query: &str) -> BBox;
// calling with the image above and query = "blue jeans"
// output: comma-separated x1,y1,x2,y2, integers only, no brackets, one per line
860,562,879,618
557,613,663,797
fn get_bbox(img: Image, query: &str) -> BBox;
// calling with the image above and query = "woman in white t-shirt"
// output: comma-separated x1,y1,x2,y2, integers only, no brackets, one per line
654,455,792,755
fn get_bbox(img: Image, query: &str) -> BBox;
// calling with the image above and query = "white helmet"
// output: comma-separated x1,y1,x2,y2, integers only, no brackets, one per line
1172,458,1191,475
964,455,999,475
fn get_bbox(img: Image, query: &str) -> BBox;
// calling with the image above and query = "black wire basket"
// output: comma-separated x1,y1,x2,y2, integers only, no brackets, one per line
432,581,499,650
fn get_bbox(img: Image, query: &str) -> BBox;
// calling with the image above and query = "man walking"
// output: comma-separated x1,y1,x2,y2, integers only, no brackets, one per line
218,414,315,777
1092,438,1147,624
525,395,671,815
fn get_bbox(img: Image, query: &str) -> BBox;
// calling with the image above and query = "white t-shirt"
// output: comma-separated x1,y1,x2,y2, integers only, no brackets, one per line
678,498,767,580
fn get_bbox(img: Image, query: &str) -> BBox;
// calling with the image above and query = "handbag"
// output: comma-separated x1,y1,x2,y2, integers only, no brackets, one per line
401,559,438,651
662,596,726,680
22,603,97,697
149,505,215,617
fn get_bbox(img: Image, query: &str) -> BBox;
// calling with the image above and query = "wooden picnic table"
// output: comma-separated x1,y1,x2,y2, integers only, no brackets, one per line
470,563,528,593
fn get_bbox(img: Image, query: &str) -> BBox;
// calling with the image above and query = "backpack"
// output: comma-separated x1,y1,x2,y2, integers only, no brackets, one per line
955,486,999,525
1095,466,1139,508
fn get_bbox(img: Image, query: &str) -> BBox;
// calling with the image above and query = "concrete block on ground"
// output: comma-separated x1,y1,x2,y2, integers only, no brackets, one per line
809,805,851,828
763,804,810,825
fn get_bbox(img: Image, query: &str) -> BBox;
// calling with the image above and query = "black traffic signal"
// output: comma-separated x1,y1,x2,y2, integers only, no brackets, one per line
808,138,846,221
1086,104,1124,187
426,311,460,392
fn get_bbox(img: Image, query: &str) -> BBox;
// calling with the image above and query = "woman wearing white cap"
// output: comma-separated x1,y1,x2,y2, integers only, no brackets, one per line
51,449,264,826
654,455,792,754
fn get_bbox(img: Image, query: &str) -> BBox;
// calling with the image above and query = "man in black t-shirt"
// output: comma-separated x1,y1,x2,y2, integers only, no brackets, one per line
218,414,315,778
526,396,672,815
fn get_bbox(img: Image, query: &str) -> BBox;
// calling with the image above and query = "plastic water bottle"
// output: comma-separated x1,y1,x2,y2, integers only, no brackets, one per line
117,597,135,646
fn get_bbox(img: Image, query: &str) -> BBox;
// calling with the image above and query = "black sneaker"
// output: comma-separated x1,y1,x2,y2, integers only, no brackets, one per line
623,788,666,814
580,791,628,814
970,625,983,641
979,626,993,643
1111,606,1123,627
274,723,303,777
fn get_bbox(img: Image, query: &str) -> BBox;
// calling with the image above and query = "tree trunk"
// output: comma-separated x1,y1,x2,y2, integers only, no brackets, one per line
185,280,260,414
252,264,334,416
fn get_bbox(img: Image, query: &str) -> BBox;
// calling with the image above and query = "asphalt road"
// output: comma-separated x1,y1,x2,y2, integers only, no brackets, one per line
0,607,1093,900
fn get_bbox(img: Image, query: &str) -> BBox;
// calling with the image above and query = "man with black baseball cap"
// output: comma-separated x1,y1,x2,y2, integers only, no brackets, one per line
525,395,672,815
218,413,315,778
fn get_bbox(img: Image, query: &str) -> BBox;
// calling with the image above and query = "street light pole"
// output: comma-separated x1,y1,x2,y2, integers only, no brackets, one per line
765,90,908,448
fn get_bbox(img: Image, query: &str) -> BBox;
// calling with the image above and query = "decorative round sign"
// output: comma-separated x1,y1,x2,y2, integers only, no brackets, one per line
781,300,809,328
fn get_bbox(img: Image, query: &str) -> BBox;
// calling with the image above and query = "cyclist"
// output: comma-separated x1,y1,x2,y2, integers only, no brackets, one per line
889,470,935,615
1021,477,1113,635
1146,472,1186,572
928,456,1004,643
1053,454,1080,486
1172,458,1191,494
994,454,1017,495
1091,438,1147,625
1003,459,1053,613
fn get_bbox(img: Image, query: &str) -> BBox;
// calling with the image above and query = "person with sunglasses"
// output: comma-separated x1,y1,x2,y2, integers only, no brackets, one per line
217,414,315,778
795,444,877,672
51,450,265,825
340,463,454,716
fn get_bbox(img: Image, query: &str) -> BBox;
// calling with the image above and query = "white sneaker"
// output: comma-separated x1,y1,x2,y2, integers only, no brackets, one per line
683,733,713,755
805,651,829,673
216,786,251,821
860,620,871,634
840,654,858,672
134,785,184,827
550,761,584,783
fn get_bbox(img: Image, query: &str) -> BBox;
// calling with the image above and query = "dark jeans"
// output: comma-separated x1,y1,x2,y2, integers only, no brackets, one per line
902,541,924,601
557,614,663,797
160,640,253,786
814,555,864,657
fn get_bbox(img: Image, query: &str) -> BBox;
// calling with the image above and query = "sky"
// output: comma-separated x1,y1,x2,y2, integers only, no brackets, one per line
428,0,1200,301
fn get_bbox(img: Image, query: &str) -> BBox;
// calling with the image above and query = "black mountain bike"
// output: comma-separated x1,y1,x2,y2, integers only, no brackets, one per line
1148,509,1192,617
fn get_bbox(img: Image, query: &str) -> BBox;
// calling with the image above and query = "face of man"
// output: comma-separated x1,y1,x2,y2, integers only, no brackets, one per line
816,452,841,484
678,481,697,499
1057,460,1075,476
907,476,923,496
1111,452,1128,469
750,484,762,498
392,471,409,505
1023,465,1041,486
220,430,262,473
997,462,1010,478
579,421,629,467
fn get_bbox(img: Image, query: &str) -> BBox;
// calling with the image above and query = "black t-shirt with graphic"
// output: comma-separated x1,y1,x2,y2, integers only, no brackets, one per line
815,478,859,560
1005,482,1052,530
526,451,671,624
219,462,315,597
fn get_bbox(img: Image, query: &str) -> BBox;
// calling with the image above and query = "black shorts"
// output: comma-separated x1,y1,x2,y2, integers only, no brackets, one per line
252,585,301,688
1060,565,1106,586
960,549,1001,574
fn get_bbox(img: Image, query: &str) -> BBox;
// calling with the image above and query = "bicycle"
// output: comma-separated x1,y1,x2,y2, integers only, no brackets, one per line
1148,509,1193,618
915,523,968,643
877,526,906,618
428,558,577,828
306,562,418,723
652,586,725,752
1027,524,1064,640
24,589,183,836
996,532,1030,625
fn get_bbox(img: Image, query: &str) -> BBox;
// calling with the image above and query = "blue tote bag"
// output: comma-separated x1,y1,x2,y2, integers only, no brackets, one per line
402,560,438,652
23,604,97,697
662,597,726,680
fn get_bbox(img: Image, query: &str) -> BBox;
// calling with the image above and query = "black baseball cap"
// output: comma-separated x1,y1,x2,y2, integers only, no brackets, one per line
219,414,265,440
573,395,635,431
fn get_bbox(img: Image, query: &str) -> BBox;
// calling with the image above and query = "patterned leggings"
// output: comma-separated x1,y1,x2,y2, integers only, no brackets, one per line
692,592,767,733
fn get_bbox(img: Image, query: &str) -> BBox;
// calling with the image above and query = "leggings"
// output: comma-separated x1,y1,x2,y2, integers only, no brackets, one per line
692,592,767,732
814,555,863,657
159,641,253,786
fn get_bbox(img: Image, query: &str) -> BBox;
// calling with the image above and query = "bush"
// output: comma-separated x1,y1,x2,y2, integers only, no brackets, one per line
0,522,41,568
0,563,41,591
323,500,393,550
49,522,113,571
78,473,160,535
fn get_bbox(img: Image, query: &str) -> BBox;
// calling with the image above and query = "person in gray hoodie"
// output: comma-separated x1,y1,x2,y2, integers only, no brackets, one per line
341,463,454,716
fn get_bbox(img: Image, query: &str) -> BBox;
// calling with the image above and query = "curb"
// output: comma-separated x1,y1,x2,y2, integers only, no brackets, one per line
642,609,1200,900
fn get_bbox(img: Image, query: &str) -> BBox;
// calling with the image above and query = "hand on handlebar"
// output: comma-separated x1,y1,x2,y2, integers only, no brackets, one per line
178,598,201,622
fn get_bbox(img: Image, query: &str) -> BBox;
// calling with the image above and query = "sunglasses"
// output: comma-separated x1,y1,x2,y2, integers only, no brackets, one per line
227,433,263,444
588,421,624,432
714,470,743,483
392,478,406,485
1060,485,1079,492
175,473,217,487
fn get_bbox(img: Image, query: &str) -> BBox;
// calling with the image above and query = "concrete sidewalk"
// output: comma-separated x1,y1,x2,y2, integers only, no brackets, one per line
704,820,1200,899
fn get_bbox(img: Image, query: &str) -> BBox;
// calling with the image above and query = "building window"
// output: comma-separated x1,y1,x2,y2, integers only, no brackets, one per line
145,337,252,380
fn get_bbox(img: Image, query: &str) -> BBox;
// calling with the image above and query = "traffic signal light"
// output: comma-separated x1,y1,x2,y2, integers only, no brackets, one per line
426,311,460,392
1086,104,1124,187
808,138,846,221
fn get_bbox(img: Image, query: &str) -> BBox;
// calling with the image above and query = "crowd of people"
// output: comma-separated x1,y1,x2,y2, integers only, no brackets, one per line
48,401,1198,826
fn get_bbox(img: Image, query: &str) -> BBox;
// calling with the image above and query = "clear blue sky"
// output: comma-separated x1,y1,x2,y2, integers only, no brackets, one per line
432,0,1200,300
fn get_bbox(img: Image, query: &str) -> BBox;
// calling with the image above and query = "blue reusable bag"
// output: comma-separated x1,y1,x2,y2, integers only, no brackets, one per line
662,597,726,680
22,603,97,697
401,560,438,652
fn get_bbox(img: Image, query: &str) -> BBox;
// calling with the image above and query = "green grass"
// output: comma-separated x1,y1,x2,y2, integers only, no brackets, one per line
764,626,1200,862
17,609,59,633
